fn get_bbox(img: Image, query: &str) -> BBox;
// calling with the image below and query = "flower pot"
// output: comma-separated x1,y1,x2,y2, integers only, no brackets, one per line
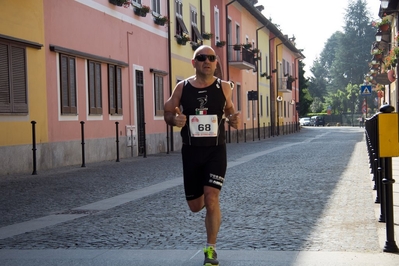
177,39,187,45
154,19,165,26
216,41,225,47
202,33,211,40
379,24,390,32
109,0,123,6
373,54,383,60
233,45,241,51
134,7,147,17
388,69,396,82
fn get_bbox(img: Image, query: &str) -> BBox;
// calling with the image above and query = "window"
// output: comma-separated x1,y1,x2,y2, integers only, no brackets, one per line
175,0,188,36
214,7,220,44
284,101,286,117
0,41,28,113
88,60,102,115
260,94,263,117
190,7,202,42
175,0,182,15
236,84,241,112
108,64,122,115
283,59,286,75
60,54,77,114
154,74,164,116
266,96,269,117
152,0,160,14
246,93,250,120
265,55,269,74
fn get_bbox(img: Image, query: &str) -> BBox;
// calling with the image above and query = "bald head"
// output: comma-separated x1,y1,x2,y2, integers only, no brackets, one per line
192,45,216,59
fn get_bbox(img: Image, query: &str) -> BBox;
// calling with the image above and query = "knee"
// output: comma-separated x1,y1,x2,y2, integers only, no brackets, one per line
204,192,220,210
187,197,205,213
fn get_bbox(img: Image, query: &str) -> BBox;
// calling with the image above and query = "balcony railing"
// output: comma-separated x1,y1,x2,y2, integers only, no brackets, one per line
228,46,256,70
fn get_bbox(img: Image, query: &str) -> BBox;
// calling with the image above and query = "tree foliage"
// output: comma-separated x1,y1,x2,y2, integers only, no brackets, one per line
306,0,376,114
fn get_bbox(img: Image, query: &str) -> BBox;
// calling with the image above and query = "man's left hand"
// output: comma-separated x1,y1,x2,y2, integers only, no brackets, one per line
227,112,240,129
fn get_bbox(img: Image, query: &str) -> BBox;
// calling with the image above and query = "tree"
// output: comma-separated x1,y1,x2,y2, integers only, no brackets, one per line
310,97,324,113
308,0,376,110
332,0,375,88
298,60,312,116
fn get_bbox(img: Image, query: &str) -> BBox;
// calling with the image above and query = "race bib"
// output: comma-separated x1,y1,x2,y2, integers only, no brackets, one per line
189,115,218,137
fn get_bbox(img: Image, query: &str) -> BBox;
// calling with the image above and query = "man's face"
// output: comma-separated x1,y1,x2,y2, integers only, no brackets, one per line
192,48,217,75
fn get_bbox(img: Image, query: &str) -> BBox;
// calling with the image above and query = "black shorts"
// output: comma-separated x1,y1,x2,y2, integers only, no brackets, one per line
181,144,227,201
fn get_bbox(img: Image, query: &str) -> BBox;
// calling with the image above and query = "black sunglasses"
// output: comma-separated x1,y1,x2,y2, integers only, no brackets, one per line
195,54,217,62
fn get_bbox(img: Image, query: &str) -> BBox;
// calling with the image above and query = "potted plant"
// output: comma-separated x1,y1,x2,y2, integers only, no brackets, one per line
191,42,201,51
287,75,296,83
201,32,213,40
175,34,190,45
372,49,384,60
251,48,260,54
377,16,391,32
243,43,252,49
216,41,226,47
134,4,150,17
109,0,130,7
233,44,241,51
153,14,169,26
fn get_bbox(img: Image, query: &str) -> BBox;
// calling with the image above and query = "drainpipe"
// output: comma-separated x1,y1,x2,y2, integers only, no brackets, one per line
225,0,237,82
256,25,266,140
167,0,173,153
275,42,284,136
225,0,236,142
294,56,302,128
200,0,203,45
269,36,276,136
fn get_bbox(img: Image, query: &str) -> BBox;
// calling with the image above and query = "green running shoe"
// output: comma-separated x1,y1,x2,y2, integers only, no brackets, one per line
203,246,219,266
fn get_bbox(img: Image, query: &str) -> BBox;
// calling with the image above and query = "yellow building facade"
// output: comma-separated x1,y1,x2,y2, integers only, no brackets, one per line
0,0,48,174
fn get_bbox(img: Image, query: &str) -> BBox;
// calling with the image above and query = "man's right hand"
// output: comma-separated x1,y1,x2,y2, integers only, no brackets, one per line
174,107,187,128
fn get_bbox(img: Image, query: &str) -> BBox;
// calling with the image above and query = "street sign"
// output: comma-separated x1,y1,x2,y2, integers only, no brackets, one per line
248,90,258,101
360,85,372,96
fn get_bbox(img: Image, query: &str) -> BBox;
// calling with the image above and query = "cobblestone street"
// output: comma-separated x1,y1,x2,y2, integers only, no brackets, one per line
0,127,398,265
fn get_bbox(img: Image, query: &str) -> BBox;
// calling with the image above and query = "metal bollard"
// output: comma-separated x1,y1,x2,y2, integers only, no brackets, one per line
382,157,398,253
31,121,37,175
80,121,86,167
115,122,120,162
244,123,246,143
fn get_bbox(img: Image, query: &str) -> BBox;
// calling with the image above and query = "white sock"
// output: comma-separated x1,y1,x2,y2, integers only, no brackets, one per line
206,243,216,249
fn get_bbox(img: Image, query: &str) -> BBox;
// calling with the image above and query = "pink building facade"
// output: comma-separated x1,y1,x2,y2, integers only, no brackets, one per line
42,0,170,168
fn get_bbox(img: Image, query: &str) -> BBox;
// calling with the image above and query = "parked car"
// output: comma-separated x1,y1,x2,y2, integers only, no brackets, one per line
299,117,311,126
311,116,325,126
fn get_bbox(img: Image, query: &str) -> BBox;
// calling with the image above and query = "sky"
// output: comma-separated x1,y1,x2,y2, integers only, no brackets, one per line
257,0,382,77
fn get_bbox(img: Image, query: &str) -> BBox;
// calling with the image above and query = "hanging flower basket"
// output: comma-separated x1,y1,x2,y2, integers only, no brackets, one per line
175,34,190,45
201,32,213,40
153,15,169,26
233,44,241,51
191,42,201,51
388,69,396,82
134,5,150,17
379,23,390,32
376,16,391,32
216,41,226,47
243,43,252,49
109,0,130,7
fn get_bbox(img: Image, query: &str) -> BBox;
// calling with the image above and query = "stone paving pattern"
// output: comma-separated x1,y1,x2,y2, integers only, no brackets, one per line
0,127,383,253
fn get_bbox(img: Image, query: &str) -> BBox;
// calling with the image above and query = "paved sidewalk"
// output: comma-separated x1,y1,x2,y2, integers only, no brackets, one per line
0,128,398,266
